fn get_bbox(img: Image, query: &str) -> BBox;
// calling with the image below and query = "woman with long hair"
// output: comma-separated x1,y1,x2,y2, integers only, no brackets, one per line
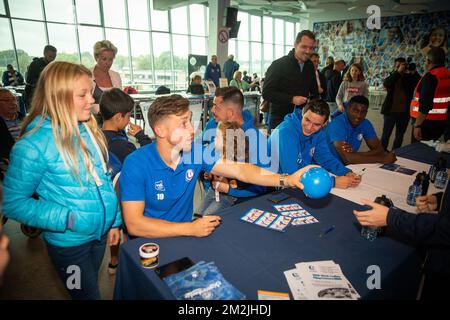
333,63,369,119
2,61,121,299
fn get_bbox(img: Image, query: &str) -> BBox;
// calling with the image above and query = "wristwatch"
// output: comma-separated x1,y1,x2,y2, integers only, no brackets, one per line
279,173,289,188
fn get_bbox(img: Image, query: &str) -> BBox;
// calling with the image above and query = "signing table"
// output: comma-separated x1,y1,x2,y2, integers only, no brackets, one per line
114,143,449,300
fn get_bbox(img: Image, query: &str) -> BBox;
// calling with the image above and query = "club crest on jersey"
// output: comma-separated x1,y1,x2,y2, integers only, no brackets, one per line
185,169,194,182
155,180,165,191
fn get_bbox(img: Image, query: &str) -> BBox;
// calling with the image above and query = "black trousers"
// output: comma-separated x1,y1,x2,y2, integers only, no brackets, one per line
381,113,410,151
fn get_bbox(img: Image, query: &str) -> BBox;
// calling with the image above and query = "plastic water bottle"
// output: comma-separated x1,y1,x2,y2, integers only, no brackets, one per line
361,195,393,241
407,177,422,206
434,169,448,189
416,171,430,196
361,225,378,241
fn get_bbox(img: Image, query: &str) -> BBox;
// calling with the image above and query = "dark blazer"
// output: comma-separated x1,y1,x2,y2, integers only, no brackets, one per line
262,49,318,119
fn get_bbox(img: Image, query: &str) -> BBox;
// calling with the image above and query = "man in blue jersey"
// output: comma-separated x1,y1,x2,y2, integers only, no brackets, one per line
195,87,268,215
325,95,397,165
120,94,316,238
268,99,361,189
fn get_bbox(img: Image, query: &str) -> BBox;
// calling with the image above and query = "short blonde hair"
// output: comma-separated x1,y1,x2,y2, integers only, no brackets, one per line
93,40,118,60
233,70,242,80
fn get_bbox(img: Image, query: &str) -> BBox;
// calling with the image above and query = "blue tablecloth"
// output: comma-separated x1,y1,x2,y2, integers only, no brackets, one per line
114,143,448,300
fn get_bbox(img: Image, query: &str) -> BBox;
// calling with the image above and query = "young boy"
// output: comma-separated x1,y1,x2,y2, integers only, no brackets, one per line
99,88,152,274
100,88,152,164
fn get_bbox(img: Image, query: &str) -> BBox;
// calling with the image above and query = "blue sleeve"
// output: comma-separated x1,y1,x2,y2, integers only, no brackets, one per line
135,131,152,147
204,65,211,80
313,132,350,176
325,121,347,143
201,119,217,145
201,143,219,173
119,156,147,201
274,128,301,174
2,139,70,231
2,72,8,86
362,120,377,141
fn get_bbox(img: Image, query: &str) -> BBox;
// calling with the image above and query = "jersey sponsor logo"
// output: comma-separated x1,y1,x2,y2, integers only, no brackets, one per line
155,180,165,191
185,169,194,182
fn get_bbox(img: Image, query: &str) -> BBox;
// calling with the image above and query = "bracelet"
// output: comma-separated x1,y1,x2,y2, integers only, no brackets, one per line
279,173,288,188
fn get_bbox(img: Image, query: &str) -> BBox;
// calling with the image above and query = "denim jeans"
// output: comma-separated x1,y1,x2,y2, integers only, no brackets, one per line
194,188,238,216
46,235,107,300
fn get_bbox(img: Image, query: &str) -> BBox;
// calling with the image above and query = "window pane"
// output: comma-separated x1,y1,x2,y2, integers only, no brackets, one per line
285,22,294,46
237,11,248,41
0,1,5,15
250,15,261,42
103,0,126,28
0,18,15,75
48,23,78,63
44,0,74,23
237,41,249,73
78,26,103,68
263,43,273,73
189,4,205,36
263,17,273,44
128,0,149,30
275,44,284,59
152,32,172,88
274,19,284,45
229,39,236,57
170,6,187,35
172,34,188,90
130,31,152,90
76,0,100,25
150,0,169,32
190,36,206,55
296,22,301,35
12,20,47,72
8,0,43,20
251,42,261,77
105,28,130,84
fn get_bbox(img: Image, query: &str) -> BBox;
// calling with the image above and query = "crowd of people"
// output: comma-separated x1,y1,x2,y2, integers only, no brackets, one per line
0,26,449,300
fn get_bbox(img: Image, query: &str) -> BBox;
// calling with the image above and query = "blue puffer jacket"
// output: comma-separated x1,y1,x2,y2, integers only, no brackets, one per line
3,116,122,247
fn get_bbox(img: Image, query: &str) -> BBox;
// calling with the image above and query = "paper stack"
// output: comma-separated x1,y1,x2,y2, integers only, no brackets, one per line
284,260,360,300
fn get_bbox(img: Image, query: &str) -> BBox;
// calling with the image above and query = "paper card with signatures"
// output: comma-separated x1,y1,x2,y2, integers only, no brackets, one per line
273,202,319,225
240,209,291,232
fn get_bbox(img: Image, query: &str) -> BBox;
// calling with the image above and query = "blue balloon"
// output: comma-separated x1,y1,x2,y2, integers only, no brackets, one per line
301,167,333,199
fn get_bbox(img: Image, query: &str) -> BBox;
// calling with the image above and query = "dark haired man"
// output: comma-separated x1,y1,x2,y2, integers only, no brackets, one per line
268,99,361,189
119,94,317,238
380,57,419,151
326,95,397,165
263,30,319,131
24,45,57,110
